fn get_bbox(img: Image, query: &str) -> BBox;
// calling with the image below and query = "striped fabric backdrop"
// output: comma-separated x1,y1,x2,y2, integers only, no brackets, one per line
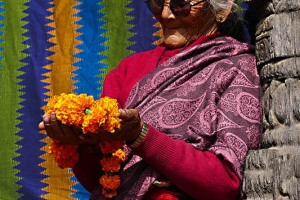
0,1,159,199
0,1,255,199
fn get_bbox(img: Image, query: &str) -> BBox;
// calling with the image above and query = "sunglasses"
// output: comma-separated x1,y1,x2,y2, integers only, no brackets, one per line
145,0,206,17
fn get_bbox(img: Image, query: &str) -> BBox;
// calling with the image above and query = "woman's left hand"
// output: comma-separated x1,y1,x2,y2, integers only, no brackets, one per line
117,108,143,143
81,108,143,144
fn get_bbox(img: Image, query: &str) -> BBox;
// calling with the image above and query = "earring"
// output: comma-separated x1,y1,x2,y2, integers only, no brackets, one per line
216,14,225,23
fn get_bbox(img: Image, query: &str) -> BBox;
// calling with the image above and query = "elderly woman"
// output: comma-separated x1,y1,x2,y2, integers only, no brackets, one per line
40,0,262,199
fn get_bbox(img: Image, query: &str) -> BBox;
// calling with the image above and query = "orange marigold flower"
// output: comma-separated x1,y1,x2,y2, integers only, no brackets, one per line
82,113,106,134
99,174,121,191
43,93,94,126
103,116,121,133
43,95,59,113
99,141,125,155
49,140,79,168
100,157,121,172
101,97,121,132
113,149,126,162
81,97,120,134
43,94,125,198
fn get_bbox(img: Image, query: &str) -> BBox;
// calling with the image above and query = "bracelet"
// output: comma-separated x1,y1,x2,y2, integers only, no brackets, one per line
129,123,149,149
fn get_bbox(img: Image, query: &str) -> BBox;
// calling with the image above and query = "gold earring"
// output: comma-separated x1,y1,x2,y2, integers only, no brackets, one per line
216,14,225,23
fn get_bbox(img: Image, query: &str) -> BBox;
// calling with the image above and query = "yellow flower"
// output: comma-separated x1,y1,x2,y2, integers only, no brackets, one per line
43,93,126,198
81,97,120,134
44,93,94,126
113,149,126,162
44,94,120,134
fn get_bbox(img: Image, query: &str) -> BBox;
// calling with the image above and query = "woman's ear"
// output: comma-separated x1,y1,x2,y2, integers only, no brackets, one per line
216,0,233,23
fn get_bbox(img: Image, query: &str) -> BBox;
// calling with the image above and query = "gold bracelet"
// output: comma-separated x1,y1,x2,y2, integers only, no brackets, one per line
129,123,149,149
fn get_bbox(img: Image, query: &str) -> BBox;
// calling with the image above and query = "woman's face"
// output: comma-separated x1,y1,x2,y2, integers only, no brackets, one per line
154,0,218,48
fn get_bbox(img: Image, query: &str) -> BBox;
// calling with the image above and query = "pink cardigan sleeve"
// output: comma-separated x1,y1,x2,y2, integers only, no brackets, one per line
135,125,240,200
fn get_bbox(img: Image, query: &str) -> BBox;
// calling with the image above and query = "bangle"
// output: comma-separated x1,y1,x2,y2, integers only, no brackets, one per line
129,123,149,149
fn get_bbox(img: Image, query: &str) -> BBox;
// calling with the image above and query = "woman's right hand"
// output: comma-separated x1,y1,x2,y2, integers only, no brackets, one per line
38,112,87,145
38,109,143,145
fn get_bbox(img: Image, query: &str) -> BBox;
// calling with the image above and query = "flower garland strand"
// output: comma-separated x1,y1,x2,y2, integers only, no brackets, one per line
99,141,125,198
43,93,125,198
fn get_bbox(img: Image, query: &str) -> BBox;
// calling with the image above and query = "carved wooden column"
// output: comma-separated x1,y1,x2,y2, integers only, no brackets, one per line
242,0,300,199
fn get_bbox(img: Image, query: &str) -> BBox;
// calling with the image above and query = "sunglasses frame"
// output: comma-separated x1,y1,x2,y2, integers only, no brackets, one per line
145,0,206,17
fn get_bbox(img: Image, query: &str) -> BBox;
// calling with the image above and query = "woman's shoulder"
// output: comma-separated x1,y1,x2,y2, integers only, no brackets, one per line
121,47,158,64
115,45,164,72
108,46,160,77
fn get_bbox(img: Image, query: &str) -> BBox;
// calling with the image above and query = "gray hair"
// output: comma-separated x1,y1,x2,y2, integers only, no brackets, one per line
208,0,241,15
207,0,244,41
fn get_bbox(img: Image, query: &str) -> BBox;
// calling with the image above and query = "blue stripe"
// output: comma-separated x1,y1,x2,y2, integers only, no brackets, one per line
72,0,107,198
73,0,107,99
70,171,90,200
15,1,53,199
127,0,160,53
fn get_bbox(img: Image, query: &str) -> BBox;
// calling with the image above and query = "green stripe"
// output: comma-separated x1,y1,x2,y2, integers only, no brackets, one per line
99,0,134,79
0,1,27,199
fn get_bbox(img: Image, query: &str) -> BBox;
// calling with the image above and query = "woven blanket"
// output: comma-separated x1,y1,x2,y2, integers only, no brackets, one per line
0,0,256,199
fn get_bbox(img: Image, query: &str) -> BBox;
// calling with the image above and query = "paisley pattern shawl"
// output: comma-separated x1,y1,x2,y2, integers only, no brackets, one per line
90,36,262,200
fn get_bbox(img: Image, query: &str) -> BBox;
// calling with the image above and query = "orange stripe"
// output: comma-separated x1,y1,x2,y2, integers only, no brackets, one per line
153,21,163,46
44,0,79,96
40,0,81,199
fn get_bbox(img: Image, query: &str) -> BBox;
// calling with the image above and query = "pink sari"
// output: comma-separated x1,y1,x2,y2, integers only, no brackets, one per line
90,36,262,199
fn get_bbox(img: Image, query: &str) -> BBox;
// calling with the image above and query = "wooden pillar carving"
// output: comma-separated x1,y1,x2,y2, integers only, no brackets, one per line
242,0,300,199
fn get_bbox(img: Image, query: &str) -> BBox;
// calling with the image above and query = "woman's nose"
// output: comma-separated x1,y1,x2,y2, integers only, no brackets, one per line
161,2,175,19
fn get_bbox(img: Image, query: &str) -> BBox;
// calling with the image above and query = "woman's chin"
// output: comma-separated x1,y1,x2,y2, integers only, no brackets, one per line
163,36,188,49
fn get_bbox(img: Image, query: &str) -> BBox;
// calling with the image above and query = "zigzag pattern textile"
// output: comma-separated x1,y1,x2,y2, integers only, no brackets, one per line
0,0,255,199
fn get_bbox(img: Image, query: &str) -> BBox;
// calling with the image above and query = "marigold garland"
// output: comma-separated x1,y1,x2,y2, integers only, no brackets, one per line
43,93,125,198
49,139,79,169
99,141,125,198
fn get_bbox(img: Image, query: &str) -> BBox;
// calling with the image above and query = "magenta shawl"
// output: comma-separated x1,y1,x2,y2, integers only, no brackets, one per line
90,36,262,199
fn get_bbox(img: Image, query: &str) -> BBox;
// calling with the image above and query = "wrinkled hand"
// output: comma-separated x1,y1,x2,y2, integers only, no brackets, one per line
83,108,143,143
38,112,85,145
38,109,143,145
112,108,143,142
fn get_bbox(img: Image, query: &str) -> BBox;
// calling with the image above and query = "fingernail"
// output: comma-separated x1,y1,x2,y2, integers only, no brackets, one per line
43,115,50,121
50,112,56,121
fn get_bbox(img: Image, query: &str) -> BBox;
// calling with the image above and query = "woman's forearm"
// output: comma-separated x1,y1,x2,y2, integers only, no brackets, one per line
135,125,240,199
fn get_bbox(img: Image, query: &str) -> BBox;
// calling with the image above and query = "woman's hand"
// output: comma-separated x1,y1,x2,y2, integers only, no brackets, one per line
38,109,143,145
83,109,143,143
38,112,85,145
116,108,143,143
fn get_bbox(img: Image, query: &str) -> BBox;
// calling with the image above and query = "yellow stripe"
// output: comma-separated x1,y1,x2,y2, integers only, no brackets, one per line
153,21,164,46
40,0,81,199
44,0,79,96
40,137,76,200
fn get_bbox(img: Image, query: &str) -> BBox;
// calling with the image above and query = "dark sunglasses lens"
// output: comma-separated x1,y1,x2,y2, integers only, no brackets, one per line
170,0,191,16
146,0,164,15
